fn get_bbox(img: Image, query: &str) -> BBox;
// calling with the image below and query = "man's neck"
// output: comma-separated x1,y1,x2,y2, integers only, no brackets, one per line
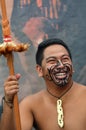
46,80,73,99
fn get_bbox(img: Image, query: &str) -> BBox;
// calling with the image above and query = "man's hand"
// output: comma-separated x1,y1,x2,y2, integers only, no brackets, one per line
4,73,21,102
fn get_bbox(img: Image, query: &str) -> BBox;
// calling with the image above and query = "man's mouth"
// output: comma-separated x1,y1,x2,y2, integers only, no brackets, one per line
55,72,67,79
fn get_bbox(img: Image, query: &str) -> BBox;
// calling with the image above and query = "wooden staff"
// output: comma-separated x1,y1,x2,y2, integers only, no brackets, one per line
0,0,29,130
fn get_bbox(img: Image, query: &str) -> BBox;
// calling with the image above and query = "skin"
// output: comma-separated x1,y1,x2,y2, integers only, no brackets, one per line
0,44,86,130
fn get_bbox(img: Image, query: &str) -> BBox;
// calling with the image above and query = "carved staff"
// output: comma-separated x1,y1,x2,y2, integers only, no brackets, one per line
0,0,29,130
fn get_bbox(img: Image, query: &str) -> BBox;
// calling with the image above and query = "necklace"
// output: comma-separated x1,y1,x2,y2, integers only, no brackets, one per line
47,82,73,128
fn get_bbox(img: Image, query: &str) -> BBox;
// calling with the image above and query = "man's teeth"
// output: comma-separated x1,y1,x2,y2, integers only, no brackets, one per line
56,73,66,76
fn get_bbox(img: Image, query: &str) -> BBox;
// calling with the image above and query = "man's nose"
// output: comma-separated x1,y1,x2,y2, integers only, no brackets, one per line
57,60,64,68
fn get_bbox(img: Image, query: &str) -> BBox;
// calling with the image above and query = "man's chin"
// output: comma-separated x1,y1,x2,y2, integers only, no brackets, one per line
53,79,68,87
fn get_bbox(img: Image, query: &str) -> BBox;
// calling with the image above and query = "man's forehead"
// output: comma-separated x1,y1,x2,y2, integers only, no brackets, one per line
43,44,69,56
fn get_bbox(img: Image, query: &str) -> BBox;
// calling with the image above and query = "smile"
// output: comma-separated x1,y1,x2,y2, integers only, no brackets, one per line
55,73,67,79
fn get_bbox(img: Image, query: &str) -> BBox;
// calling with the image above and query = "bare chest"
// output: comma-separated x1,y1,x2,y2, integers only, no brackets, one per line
33,99,86,130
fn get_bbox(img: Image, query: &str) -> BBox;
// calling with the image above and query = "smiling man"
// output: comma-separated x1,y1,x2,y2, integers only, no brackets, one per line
0,38,86,130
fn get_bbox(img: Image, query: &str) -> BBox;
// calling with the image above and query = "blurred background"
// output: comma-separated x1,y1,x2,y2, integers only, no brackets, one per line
0,0,86,110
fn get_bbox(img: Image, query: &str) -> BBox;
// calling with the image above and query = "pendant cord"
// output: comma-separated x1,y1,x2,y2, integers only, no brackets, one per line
47,81,73,99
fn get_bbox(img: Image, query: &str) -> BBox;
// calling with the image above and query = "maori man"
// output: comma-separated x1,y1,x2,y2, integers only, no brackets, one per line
0,38,86,130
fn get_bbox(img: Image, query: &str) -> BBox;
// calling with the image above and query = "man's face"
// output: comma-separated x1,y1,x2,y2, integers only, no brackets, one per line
41,44,73,87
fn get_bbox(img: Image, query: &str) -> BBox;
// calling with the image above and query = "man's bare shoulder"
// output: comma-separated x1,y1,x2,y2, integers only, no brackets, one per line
75,82,86,89
19,89,46,107
74,82,86,97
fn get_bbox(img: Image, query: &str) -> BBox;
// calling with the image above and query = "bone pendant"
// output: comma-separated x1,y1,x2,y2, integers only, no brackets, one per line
57,99,64,128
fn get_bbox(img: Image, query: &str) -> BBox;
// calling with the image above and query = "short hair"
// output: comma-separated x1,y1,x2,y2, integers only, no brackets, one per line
36,38,72,66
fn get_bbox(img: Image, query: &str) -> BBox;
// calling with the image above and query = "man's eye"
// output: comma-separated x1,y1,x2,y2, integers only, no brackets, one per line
64,58,68,61
47,60,56,64
62,57,70,62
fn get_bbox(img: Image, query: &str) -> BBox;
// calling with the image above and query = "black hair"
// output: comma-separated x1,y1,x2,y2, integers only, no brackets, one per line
36,38,72,66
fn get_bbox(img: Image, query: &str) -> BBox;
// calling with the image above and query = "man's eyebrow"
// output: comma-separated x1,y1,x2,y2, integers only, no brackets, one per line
62,54,70,58
46,56,56,61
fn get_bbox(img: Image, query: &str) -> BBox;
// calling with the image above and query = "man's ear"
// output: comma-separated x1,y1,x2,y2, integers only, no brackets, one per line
36,64,43,77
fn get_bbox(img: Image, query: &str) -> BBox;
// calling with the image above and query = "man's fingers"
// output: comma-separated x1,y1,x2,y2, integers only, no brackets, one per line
6,88,19,95
5,84,19,90
5,73,21,82
5,75,17,82
4,74,20,101
4,80,19,87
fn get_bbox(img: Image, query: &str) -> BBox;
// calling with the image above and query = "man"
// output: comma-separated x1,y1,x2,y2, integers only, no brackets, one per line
0,38,86,130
